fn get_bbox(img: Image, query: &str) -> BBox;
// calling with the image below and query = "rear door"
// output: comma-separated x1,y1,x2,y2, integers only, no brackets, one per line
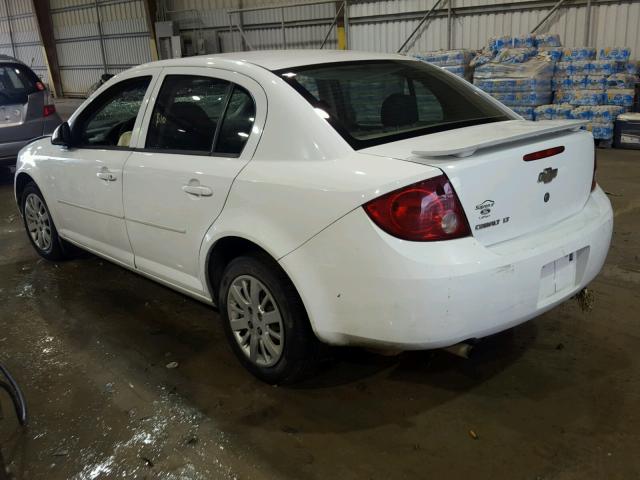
51,69,160,266
0,63,44,142
123,67,266,295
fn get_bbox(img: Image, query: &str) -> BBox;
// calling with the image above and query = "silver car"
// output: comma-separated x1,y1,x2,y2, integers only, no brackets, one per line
0,55,62,167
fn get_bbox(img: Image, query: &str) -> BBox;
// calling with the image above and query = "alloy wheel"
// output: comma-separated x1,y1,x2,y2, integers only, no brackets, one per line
24,193,52,252
226,274,285,367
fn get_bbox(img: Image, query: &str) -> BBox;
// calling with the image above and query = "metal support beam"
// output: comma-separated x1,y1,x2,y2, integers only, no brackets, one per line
93,0,108,74
2,0,15,57
335,1,347,50
31,0,63,97
344,0,349,49
530,0,567,33
280,7,287,49
320,1,344,49
447,0,453,49
584,0,592,45
141,0,159,61
397,0,447,53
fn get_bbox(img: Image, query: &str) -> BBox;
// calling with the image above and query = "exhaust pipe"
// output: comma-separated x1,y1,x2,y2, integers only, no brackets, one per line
442,342,474,359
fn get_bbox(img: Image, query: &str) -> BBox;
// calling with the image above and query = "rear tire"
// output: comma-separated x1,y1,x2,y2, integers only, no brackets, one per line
219,252,322,384
21,182,71,261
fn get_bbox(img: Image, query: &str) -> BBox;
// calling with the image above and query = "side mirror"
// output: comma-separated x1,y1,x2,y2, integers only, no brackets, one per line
51,122,72,147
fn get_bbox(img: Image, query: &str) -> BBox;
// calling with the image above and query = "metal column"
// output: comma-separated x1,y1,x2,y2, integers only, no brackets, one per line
94,0,108,75
530,0,567,33
2,0,16,57
584,0,592,45
397,0,447,53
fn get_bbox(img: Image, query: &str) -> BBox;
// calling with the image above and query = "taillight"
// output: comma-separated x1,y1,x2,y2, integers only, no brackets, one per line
363,175,471,241
43,104,56,117
591,153,597,191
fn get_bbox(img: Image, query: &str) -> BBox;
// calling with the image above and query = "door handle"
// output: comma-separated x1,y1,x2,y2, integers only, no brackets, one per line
182,184,213,197
96,171,117,181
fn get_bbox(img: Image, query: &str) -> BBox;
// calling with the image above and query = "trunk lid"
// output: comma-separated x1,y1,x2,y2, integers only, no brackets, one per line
361,120,595,246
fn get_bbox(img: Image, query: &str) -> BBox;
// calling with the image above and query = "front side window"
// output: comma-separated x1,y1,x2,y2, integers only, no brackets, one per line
277,60,509,149
75,76,151,148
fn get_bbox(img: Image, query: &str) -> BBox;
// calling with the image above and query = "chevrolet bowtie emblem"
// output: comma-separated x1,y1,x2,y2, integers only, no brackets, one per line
538,167,558,184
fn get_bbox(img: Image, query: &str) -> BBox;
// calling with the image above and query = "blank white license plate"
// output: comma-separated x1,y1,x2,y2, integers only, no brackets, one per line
539,252,577,302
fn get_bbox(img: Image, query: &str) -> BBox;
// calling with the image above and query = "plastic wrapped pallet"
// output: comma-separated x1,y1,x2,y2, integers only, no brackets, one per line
412,49,476,79
606,73,637,89
488,35,512,53
474,59,554,80
562,47,597,61
584,122,614,140
556,60,617,76
475,77,551,92
537,47,563,62
413,49,475,66
598,47,631,62
554,89,604,106
470,51,495,68
494,48,537,64
605,88,635,107
474,59,554,111
490,91,552,106
513,35,536,48
535,34,561,47
626,61,640,75
534,103,573,120
571,105,625,123
511,106,535,120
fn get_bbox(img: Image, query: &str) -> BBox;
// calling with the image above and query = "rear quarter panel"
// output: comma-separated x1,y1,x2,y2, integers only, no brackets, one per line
197,70,442,291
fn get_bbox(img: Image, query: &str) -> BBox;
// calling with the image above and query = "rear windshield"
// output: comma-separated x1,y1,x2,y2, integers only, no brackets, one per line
276,60,509,149
0,63,39,106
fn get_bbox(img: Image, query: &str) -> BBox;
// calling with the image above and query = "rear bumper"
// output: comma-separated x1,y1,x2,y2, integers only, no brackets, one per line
280,187,613,349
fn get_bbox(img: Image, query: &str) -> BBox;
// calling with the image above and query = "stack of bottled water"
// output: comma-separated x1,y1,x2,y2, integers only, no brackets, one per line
412,49,476,80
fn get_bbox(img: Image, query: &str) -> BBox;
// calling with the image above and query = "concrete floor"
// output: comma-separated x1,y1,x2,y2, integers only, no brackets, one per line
0,147,639,480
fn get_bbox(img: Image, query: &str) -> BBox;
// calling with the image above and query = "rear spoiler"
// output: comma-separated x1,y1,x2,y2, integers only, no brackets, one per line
412,119,588,158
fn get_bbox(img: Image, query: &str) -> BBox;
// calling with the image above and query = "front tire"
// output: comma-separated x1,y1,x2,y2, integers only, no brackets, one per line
219,252,322,384
21,182,70,261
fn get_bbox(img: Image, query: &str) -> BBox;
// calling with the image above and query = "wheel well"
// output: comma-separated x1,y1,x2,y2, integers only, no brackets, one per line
14,172,34,207
207,237,276,304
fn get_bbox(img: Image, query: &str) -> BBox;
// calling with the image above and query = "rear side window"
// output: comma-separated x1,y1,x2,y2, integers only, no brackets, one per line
0,63,39,105
215,86,256,155
74,76,151,147
145,75,255,156
277,60,508,149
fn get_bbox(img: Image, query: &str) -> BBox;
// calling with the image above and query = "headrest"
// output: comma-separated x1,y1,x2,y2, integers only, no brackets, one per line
381,93,418,128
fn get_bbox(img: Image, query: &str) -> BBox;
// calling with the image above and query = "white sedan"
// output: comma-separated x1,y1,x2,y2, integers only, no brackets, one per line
14,50,613,383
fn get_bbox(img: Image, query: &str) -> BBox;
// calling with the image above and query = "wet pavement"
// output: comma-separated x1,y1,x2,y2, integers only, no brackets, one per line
1,149,639,479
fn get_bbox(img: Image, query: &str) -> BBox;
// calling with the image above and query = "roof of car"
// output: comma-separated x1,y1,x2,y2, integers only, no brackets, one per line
136,49,414,72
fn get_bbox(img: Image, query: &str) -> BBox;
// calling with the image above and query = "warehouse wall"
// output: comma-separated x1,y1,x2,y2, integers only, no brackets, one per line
163,0,640,60
348,0,640,56
50,0,153,97
163,0,338,53
0,0,49,85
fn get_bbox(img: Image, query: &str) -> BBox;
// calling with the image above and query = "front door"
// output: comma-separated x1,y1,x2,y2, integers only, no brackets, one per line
123,67,266,295
52,71,159,266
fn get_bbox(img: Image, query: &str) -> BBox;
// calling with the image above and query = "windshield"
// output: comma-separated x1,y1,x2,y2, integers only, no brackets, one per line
0,63,39,106
276,60,510,150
